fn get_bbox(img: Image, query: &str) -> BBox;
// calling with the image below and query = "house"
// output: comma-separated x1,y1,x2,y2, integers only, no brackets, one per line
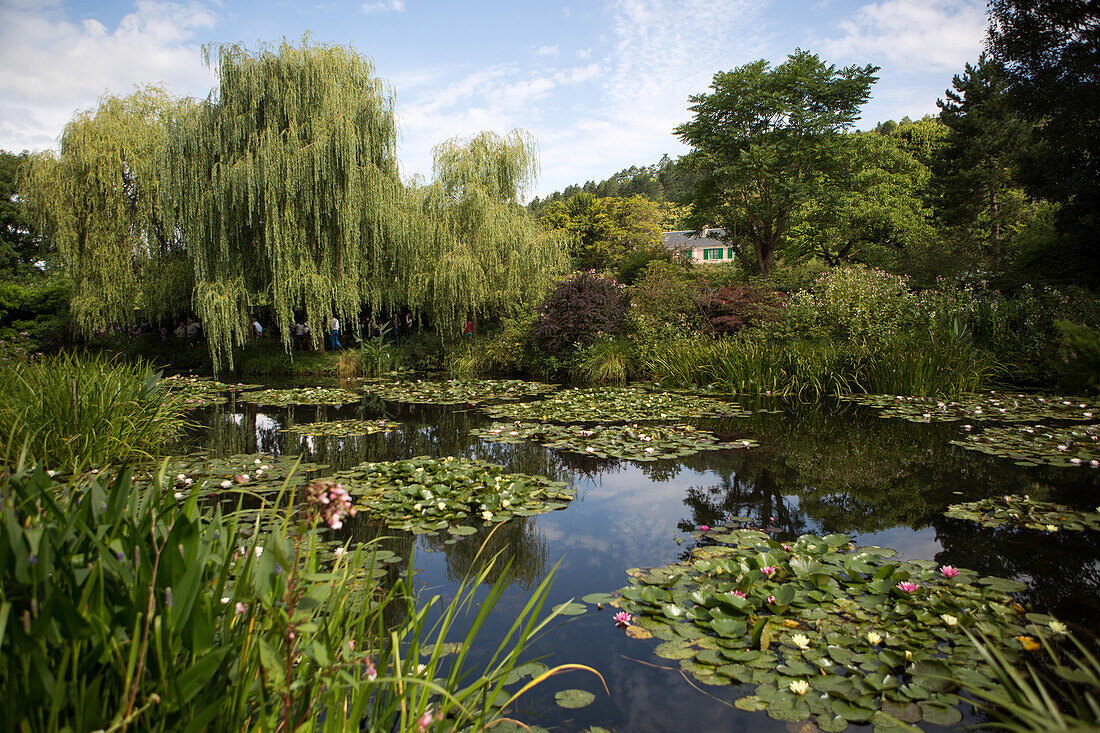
662,228,734,264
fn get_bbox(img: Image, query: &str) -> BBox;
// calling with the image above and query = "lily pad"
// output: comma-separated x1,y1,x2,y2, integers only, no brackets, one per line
554,688,595,709
945,494,1100,532
552,602,588,616
282,419,401,437
843,392,1099,424
242,387,361,406
361,378,556,405
950,423,1100,468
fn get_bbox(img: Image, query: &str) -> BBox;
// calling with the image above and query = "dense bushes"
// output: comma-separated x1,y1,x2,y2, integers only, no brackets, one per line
533,271,629,355
0,353,189,470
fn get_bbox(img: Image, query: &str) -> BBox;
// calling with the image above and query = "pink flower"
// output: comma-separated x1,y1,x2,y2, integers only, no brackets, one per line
766,595,776,604
896,581,919,594
235,473,249,484
347,640,355,651
235,601,247,614
366,658,377,681
761,565,777,577
614,611,632,627
417,709,433,732
700,525,709,532
731,590,747,598
940,565,959,578
782,544,792,552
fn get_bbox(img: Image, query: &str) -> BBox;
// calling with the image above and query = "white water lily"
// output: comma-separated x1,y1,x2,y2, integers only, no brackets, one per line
482,510,493,521
788,680,809,695
791,633,810,650
866,631,883,645
1049,620,1068,635
437,501,446,510
413,503,422,511
220,480,233,488
941,614,958,626
177,473,187,481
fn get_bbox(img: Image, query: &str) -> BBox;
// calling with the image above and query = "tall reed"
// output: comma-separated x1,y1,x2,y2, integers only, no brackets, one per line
0,352,189,471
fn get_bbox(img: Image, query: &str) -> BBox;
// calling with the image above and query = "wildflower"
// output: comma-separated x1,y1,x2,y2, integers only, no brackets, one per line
347,639,355,651
788,680,809,695
366,658,377,681
791,633,810,650
235,602,247,614
866,631,883,644
940,614,958,626
1049,620,1068,635
417,709,433,732
304,479,356,531
940,565,959,578
896,581,919,594
761,565,776,577
614,611,632,627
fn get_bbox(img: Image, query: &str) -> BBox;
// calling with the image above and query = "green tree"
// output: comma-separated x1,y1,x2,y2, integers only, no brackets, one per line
674,50,879,278
22,87,190,332
538,192,663,273
0,151,47,279
988,0,1100,284
934,55,1031,275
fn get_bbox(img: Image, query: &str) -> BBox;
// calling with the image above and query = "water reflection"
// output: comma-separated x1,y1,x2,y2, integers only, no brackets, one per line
169,384,1100,732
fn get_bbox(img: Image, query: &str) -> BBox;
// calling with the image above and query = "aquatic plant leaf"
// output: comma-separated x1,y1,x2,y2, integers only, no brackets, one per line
482,386,751,423
554,689,595,709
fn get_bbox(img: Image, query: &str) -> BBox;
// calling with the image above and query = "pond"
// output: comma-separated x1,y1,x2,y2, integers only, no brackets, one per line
174,380,1100,731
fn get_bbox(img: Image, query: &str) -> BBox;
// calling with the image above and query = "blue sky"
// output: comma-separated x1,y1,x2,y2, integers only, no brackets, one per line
0,0,989,197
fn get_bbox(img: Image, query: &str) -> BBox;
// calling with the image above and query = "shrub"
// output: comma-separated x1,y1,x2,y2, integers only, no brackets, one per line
533,271,629,356
808,266,921,344
575,336,637,385
446,313,538,377
696,283,787,334
0,352,189,471
1054,320,1100,395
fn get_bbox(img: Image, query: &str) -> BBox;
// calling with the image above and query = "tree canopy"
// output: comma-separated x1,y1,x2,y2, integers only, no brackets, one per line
675,50,879,278
23,40,569,368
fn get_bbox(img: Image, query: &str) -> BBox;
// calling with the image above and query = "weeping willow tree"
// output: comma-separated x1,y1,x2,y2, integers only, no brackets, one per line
162,39,405,368
25,39,569,369
21,87,193,332
406,131,571,338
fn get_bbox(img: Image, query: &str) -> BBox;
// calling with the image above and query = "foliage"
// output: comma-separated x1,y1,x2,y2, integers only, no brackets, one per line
843,392,1099,425
614,525,1058,728
802,266,919,345
539,193,663,272
1053,320,1100,396
445,313,539,378
946,495,1100,532
528,154,698,213
629,260,704,330
0,352,188,471
989,0,1100,285
482,386,750,423
242,387,361,407
22,88,192,334
675,50,879,278
473,421,757,461
696,283,786,334
0,150,47,278
533,271,629,356
575,336,637,385
0,276,71,349
0,462,595,731
282,419,401,437
934,54,1032,276
331,456,575,532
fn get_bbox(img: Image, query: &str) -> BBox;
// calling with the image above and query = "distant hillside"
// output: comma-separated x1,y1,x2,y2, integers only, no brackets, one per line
530,155,699,215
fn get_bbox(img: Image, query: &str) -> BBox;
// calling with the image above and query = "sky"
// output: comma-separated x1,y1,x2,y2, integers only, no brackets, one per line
0,0,989,198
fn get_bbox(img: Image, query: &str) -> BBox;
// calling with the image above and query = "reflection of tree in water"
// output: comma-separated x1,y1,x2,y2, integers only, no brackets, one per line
933,516,1100,630
341,516,419,633
434,518,549,591
679,460,810,541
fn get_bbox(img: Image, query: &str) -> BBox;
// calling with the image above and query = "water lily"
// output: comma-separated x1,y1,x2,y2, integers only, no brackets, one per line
941,613,958,626
236,473,249,484
235,601,247,614
788,680,809,695
614,611,632,627
791,633,810,650
766,595,776,604
940,565,959,578
731,590,746,599
482,510,493,521
220,480,233,489
1046,524,1059,532
699,525,709,532
761,565,776,577
866,631,883,644
896,581,919,593
176,473,187,481
413,502,422,511
417,709,433,732
334,547,346,558
1049,620,1068,635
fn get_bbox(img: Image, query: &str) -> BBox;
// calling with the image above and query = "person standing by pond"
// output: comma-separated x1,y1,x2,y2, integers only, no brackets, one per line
391,313,402,344
463,317,473,339
329,315,341,350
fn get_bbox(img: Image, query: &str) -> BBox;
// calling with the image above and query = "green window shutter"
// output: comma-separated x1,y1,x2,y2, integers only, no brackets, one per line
703,248,722,261
727,247,735,259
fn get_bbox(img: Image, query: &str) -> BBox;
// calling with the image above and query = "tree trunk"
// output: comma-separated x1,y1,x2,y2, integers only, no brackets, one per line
986,154,1002,274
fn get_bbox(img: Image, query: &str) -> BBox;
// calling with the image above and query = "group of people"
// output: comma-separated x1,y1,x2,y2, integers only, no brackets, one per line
248,313,417,350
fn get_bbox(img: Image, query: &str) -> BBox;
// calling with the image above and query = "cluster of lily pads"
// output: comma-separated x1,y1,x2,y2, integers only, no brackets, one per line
950,423,1100,467
611,523,1060,730
281,419,402,437
161,374,259,408
844,392,1099,424
482,387,750,423
945,494,1100,532
241,386,361,406
331,456,575,535
472,422,757,462
148,452,330,495
361,378,557,405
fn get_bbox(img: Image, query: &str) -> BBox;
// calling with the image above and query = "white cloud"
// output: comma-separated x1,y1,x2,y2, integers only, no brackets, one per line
361,0,405,13
536,44,560,57
562,6,571,18
577,47,591,59
0,1,216,152
819,0,986,72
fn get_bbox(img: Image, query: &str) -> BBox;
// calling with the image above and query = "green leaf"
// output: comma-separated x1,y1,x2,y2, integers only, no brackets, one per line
554,689,596,709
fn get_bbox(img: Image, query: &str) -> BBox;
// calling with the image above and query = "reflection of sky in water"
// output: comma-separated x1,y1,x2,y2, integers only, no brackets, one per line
183,392,1100,732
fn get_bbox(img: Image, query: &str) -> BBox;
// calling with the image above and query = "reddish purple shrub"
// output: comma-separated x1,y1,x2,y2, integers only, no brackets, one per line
533,271,629,355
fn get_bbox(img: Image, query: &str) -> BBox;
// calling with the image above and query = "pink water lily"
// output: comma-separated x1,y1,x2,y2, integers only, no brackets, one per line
699,525,710,532
761,565,777,577
940,565,959,578
896,581,919,594
766,595,776,604
614,611,632,627
731,590,746,599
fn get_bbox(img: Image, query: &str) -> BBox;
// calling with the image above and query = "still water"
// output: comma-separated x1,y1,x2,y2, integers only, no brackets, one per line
179,385,1100,731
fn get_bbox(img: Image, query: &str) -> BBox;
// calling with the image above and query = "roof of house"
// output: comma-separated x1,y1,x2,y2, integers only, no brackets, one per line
662,229,727,250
